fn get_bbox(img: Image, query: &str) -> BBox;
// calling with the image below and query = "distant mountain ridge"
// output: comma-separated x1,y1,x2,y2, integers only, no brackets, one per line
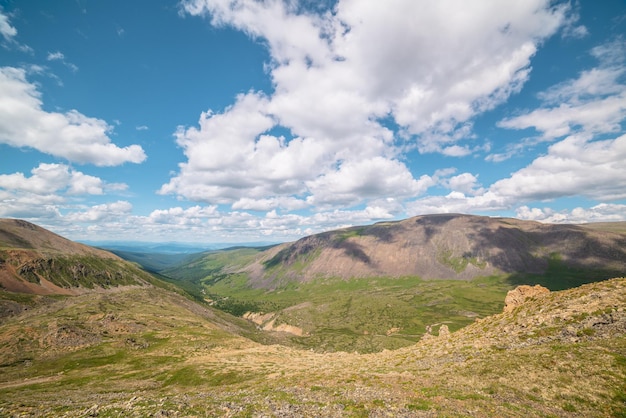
81,240,278,254
0,218,154,295
239,214,626,288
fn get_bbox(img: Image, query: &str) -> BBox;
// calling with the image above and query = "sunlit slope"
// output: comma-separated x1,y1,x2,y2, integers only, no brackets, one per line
163,214,626,352
247,214,626,285
166,214,626,289
1,278,623,417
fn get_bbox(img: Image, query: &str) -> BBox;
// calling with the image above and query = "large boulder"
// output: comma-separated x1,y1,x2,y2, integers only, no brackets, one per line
504,284,550,313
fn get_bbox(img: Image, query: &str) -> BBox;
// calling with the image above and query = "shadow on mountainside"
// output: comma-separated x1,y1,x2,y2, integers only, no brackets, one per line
463,222,626,279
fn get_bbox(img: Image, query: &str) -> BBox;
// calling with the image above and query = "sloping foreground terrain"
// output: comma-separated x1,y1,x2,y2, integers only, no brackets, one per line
0,277,624,417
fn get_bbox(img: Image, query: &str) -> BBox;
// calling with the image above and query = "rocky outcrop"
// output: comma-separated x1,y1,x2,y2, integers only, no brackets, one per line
503,284,550,312
243,311,307,337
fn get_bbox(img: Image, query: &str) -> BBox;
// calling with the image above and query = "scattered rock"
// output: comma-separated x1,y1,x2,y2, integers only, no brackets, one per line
504,284,550,312
85,404,99,416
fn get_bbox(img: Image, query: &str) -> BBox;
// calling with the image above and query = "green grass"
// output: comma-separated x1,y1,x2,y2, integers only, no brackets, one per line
161,238,625,353
2,251,153,289
195,274,510,352
507,252,622,290
0,289,41,305
437,248,487,273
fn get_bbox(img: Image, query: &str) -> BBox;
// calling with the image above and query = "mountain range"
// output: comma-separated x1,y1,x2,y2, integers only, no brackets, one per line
0,215,625,416
245,213,626,285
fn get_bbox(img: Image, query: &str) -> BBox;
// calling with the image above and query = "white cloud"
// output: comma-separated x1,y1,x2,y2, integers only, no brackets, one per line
0,11,17,41
491,133,626,202
65,201,133,222
409,38,626,217
0,163,104,195
407,130,626,216
559,5,588,40
306,157,434,207
183,0,568,142
166,0,570,212
46,51,79,72
67,171,105,195
0,163,129,220
44,201,401,243
406,191,507,216
498,94,626,139
146,205,220,225
0,11,31,53
516,203,626,223
232,196,308,211
0,67,146,166
498,38,626,139
47,51,65,61
446,173,484,196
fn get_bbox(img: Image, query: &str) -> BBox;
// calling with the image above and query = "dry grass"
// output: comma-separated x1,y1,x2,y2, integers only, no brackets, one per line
0,279,624,417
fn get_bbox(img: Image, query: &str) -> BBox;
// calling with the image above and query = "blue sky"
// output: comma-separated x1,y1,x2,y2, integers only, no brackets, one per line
1,0,625,243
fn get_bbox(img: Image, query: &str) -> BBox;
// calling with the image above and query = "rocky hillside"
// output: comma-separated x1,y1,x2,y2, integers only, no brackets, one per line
243,214,626,287
0,218,154,296
0,277,623,417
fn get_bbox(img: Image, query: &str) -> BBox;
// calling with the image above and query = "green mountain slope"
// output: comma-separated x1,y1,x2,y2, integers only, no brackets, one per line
0,219,155,296
162,214,626,352
249,214,626,285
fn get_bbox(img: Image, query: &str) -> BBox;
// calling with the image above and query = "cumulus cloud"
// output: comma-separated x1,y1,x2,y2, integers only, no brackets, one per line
407,130,626,218
134,204,395,241
147,205,220,225
408,129,626,216
65,201,133,222
479,38,626,206
498,38,626,139
0,67,146,166
0,163,129,219
491,133,626,202
446,173,485,196
498,92,626,139
0,163,104,195
306,157,434,207
182,0,569,141
516,203,626,223
165,0,570,212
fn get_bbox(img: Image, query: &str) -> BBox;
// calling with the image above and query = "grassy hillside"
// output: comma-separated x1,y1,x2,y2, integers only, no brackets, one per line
197,273,511,352
160,246,269,298
105,249,192,273
0,218,159,295
0,278,623,417
580,221,626,234
161,215,626,353
237,215,626,285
